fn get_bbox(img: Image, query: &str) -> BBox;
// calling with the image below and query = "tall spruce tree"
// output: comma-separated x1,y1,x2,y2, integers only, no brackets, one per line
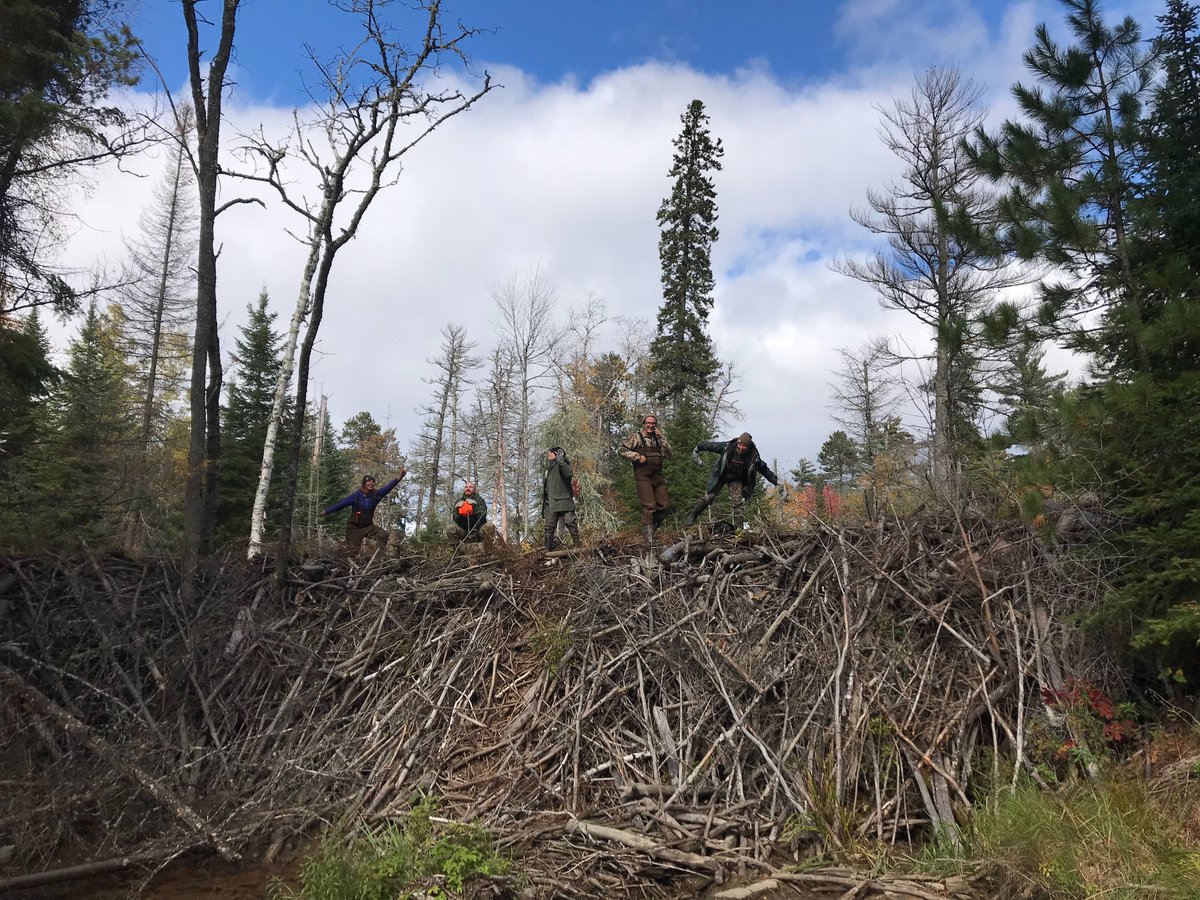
649,100,726,516
0,309,57,471
218,291,288,543
649,99,723,414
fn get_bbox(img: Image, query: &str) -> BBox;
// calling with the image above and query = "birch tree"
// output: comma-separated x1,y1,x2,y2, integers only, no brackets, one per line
240,0,494,561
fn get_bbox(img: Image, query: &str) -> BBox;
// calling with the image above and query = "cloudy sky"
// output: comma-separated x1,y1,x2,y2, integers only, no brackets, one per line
59,0,1161,475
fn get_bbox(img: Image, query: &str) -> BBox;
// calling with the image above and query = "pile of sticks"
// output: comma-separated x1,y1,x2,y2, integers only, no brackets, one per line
0,517,1100,896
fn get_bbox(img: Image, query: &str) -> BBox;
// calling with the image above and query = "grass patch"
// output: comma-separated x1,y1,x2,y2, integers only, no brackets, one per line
914,778,1200,898
270,797,509,899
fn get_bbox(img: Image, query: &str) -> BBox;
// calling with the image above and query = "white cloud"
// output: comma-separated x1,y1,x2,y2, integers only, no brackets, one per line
52,0,1145,479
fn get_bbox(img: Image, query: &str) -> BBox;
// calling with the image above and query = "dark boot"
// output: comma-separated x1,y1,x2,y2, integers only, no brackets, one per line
683,498,708,525
544,529,555,552
567,524,581,548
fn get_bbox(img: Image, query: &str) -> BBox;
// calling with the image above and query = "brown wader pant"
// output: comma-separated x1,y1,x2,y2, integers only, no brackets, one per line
634,455,671,527
687,481,747,527
346,522,389,555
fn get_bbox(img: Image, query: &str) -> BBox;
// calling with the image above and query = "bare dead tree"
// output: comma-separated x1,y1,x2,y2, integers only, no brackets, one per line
119,107,198,554
419,324,479,536
235,0,494,566
830,338,905,518
707,362,741,434
492,267,561,542
471,347,517,540
181,0,242,601
834,67,1030,506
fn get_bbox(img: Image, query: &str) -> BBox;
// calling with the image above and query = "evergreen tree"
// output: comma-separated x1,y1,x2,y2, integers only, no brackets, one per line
838,68,1023,501
217,291,288,543
0,0,140,314
1073,0,1200,681
790,458,817,487
339,411,406,531
818,430,859,486
649,99,723,415
32,301,139,545
967,0,1155,350
0,309,57,472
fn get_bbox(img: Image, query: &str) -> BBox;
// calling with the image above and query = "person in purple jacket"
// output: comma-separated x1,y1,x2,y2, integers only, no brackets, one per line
320,470,406,556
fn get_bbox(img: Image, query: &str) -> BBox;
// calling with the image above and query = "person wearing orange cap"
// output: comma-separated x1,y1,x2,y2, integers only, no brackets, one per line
446,481,491,542
684,432,780,530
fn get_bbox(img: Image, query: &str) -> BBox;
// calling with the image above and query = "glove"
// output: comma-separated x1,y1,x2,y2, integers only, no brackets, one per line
777,483,790,502
692,450,703,465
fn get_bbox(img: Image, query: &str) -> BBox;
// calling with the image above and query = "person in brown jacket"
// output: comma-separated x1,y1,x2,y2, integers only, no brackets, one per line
620,414,673,546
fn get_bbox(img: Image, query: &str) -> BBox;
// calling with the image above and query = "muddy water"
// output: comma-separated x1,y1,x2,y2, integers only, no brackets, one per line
8,857,297,899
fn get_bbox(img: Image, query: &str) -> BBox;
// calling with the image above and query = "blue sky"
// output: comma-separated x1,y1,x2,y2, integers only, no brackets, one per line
135,2,847,91
66,0,1163,474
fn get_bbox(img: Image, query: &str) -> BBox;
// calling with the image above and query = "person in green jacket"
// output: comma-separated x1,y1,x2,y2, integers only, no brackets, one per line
541,446,580,550
446,482,492,542
684,432,782,530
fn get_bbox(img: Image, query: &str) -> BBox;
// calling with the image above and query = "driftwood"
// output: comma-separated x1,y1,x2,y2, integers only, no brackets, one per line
0,518,1107,896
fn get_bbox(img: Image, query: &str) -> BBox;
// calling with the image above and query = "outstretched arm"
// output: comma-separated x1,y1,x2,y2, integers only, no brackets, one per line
376,472,405,501
321,493,355,517
756,458,779,485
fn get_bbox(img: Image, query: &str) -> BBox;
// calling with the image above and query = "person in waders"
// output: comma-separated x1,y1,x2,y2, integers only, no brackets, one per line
620,414,673,547
684,432,782,530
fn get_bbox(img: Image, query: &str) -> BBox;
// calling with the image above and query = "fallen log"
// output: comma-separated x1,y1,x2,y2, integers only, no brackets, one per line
0,845,208,893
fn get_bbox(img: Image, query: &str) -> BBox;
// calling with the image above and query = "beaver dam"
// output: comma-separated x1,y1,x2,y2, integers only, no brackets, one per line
0,517,1112,897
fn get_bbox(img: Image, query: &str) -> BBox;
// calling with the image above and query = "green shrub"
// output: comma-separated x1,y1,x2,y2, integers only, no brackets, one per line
270,797,509,899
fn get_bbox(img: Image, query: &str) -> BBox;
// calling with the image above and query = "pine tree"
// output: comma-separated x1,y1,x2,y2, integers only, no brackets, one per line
818,431,859,487
967,0,1155,348
38,301,139,545
0,0,140,314
1074,0,1200,681
838,68,1023,502
217,291,288,544
339,411,406,531
649,99,723,415
0,309,57,472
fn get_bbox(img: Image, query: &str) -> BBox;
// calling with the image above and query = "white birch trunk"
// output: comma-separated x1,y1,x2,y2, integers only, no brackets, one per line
247,229,323,558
